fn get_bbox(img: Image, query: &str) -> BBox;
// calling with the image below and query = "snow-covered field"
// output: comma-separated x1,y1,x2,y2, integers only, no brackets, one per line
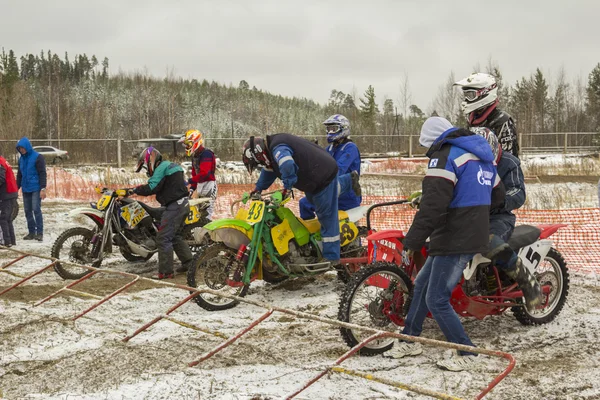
2,159,600,399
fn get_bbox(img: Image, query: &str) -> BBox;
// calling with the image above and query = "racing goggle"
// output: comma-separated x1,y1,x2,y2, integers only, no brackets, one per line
325,124,341,134
462,83,497,102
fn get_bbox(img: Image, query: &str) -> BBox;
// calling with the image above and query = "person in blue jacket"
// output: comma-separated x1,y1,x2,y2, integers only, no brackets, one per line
16,137,47,241
387,117,505,372
299,114,362,220
242,134,361,263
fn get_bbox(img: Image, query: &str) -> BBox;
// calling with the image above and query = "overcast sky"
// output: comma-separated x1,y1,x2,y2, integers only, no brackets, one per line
2,0,599,112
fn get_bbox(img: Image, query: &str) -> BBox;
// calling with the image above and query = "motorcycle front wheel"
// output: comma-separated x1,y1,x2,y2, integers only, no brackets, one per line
51,227,101,279
187,242,249,311
338,262,412,356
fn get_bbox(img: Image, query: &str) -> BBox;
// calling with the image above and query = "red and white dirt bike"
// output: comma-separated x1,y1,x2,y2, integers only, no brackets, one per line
338,200,570,355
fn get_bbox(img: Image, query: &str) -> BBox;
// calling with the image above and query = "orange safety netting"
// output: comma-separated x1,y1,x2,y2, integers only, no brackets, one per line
47,169,599,276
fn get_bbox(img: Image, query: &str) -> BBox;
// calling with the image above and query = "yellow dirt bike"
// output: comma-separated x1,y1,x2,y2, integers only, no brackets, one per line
187,190,369,311
52,187,211,279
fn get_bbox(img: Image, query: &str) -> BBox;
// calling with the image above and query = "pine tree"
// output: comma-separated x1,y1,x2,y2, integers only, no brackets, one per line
586,63,600,131
359,85,379,135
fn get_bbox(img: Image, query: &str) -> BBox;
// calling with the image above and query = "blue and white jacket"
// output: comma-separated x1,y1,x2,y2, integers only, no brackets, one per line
403,128,505,256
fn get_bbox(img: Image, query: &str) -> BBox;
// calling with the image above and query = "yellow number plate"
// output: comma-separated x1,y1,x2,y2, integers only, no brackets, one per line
245,200,265,225
96,194,111,211
186,205,200,224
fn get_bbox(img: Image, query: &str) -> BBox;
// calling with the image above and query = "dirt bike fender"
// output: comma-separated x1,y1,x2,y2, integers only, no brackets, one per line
517,239,553,273
68,207,105,226
200,219,259,252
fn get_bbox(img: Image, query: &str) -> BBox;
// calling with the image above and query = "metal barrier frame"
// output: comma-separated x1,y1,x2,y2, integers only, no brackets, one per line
0,246,515,399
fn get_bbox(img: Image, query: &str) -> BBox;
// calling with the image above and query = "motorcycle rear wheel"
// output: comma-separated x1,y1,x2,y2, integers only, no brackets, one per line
52,227,101,280
182,219,211,253
512,248,569,325
338,262,412,355
187,242,249,311
338,225,369,283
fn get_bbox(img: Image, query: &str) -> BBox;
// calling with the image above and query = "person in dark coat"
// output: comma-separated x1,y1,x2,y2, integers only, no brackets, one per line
132,147,193,280
242,133,361,262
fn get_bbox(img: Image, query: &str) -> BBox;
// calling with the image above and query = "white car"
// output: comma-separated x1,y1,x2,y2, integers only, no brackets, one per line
33,146,69,164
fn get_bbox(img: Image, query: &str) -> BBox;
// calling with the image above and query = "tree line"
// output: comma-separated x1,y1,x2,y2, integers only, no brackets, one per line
1,49,599,160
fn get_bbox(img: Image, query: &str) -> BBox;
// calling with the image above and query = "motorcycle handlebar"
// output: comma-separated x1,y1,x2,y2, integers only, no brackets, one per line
229,190,279,216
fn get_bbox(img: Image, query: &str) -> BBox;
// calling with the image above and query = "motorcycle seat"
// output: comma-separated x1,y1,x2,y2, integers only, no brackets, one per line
507,225,541,250
298,210,358,234
122,198,165,220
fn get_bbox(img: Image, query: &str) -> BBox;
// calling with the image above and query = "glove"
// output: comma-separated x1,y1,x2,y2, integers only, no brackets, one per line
281,189,292,200
126,188,135,196
250,189,262,200
407,191,422,209
405,249,415,259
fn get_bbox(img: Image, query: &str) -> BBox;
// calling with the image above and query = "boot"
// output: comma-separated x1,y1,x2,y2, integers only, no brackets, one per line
505,259,543,311
351,171,361,197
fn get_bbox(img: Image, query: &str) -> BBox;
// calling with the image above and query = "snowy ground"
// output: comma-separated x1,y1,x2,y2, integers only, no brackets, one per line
2,164,600,399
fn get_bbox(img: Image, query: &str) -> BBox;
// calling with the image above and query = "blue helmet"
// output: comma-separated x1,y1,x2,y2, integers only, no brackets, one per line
323,114,350,143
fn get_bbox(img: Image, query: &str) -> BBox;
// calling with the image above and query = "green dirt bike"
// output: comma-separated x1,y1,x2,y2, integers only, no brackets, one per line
187,191,370,311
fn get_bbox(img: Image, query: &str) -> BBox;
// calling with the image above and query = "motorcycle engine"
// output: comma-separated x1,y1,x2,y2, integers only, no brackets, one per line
286,242,319,265
122,225,156,250
462,265,496,296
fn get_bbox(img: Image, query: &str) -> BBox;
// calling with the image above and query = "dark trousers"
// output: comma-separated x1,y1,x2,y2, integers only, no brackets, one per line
23,191,43,235
489,215,518,270
0,199,16,245
157,198,193,274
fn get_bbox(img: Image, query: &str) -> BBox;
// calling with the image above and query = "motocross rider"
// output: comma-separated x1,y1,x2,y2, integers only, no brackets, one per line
388,117,505,372
131,147,194,279
471,127,542,310
299,114,362,220
179,129,217,220
242,133,361,263
454,72,520,157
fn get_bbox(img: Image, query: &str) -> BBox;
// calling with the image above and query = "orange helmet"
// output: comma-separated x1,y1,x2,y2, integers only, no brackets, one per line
179,129,204,156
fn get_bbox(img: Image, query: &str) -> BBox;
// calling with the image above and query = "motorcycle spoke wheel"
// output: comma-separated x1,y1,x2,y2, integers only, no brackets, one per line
513,248,570,325
187,243,249,311
338,262,412,356
51,227,99,279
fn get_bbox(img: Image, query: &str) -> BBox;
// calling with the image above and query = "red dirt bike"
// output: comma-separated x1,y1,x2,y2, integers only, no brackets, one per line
338,200,570,355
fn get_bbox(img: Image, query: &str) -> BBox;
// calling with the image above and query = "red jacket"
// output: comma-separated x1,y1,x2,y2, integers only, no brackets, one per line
188,147,216,188
0,156,18,200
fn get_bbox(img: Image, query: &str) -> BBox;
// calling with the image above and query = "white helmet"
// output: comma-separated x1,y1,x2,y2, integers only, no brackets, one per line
454,73,498,116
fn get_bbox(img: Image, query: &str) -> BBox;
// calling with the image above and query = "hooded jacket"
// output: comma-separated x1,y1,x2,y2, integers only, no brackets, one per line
490,151,526,227
403,128,505,256
16,137,47,193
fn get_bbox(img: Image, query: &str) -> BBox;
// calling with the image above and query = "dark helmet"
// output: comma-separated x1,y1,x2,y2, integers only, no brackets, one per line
470,127,502,164
242,136,271,173
135,146,163,177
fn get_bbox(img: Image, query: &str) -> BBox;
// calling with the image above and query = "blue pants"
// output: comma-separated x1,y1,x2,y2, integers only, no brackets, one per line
402,253,476,355
23,191,43,235
489,216,517,270
299,173,352,220
305,177,340,261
